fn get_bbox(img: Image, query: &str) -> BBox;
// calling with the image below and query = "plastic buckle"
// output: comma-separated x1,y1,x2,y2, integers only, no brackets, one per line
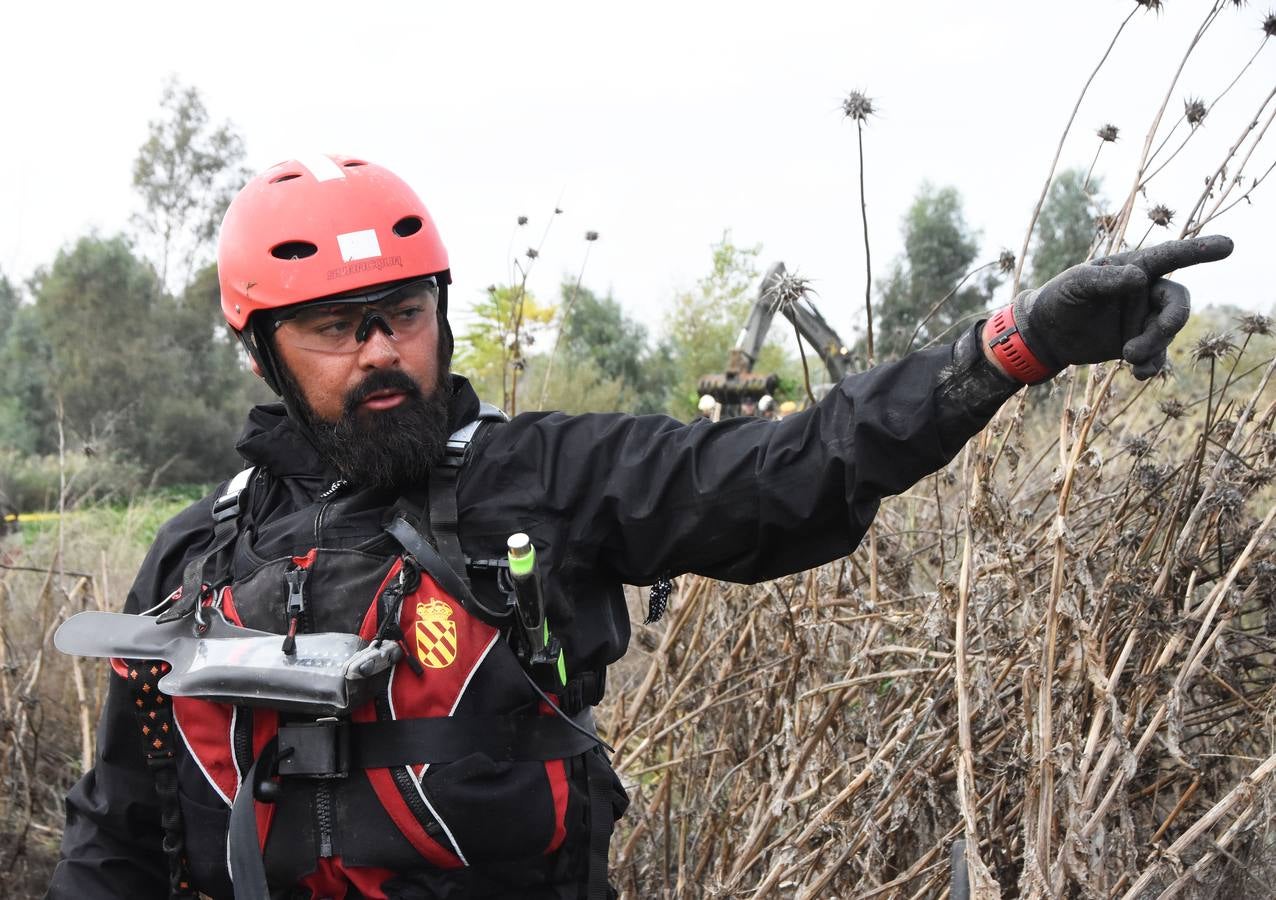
210,494,241,523
276,718,349,779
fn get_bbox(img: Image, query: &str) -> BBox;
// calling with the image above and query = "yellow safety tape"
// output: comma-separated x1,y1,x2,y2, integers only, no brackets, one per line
2,512,65,523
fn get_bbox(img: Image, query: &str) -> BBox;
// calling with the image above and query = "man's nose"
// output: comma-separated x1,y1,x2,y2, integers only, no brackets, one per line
357,323,401,368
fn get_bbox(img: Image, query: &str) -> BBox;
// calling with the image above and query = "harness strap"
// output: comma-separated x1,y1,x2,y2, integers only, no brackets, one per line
386,515,510,623
274,712,602,776
125,659,197,898
158,467,256,624
228,737,275,900
426,404,506,594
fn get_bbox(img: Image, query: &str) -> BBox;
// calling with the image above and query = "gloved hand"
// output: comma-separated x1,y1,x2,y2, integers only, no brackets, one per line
1000,235,1234,381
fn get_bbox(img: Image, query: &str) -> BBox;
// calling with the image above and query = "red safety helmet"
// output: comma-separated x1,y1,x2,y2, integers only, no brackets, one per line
218,154,450,331
217,154,453,397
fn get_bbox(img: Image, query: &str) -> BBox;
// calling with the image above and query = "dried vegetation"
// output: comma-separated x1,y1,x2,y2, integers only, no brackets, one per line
602,338,1276,897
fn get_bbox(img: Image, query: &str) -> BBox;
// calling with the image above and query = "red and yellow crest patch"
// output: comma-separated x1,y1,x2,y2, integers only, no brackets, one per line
414,599,457,669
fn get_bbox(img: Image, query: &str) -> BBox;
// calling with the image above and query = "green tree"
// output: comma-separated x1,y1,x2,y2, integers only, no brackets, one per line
132,77,250,291
873,183,995,359
1028,168,1102,287
664,233,793,419
32,235,164,448
0,273,52,454
454,284,557,411
549,283,675,414
25,238,256,484
0,270,16,337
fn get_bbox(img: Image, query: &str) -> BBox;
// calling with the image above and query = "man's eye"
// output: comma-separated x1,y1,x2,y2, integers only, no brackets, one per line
314,318,355,336
390,304,427,322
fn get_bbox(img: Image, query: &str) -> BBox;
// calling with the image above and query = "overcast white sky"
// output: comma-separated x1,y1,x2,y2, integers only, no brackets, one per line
2,1,1273,342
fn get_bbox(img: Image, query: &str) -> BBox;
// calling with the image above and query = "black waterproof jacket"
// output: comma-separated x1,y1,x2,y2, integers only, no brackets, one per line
48,325,1019,898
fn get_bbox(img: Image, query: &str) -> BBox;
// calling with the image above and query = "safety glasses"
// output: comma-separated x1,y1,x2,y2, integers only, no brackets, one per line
271,277,439,354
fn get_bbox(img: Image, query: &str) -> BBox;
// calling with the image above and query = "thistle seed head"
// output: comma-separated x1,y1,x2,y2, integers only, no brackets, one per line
771,270,815,310
1097,123,1120,142
526,247,539,259
585,231,599,242
842,90,875,122
999,249,1016,273
1136,0,1164,11
517,215,529,226
1192,331,1238,362
1184,97,1208,126
1148,204,1175,227
1238,313,1272,335
1265,11,1276,36
1124,435,1153,457
1159,398,1186,419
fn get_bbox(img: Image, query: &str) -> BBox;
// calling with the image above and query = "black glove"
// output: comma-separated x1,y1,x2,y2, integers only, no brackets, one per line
1013,235,1234,380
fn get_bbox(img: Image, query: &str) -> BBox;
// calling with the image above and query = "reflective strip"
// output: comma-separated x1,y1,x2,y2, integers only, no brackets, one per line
296,153,346,183
336,229,382,262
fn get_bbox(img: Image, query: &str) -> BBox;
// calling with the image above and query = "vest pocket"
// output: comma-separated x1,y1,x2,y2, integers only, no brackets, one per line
421,754,567,863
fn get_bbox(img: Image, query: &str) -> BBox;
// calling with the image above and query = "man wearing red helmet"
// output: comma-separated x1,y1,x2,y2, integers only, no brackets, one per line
50,154,1232,900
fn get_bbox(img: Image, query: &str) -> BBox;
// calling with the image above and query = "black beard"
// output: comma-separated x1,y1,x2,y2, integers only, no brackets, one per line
281,365,452,490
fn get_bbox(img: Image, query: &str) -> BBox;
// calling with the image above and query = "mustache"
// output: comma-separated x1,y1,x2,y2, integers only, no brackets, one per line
342,370,426,416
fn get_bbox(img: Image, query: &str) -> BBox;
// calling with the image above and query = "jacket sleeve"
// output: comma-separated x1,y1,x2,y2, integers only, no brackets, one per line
47,500,217,899
469,324,1020,586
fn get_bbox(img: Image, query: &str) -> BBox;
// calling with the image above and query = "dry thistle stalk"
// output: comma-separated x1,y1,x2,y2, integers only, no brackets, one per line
843,88,877,366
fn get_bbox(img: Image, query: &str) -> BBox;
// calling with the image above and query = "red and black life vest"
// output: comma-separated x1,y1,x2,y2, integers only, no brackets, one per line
126,410,627,899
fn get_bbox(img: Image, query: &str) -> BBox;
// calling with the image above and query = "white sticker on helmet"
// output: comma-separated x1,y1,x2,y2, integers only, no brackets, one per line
296,153,346,183
337,229,382,262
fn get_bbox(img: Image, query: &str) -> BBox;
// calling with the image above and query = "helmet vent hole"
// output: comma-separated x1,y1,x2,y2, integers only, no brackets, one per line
269,173,302,184
270,241,319,260
393,216,423,237
343,160,368,167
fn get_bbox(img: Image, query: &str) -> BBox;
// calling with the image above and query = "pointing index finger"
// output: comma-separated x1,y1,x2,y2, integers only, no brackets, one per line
1096,235,1234,279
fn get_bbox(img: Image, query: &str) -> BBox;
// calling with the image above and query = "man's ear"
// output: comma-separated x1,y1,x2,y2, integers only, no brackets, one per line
248,353,264,378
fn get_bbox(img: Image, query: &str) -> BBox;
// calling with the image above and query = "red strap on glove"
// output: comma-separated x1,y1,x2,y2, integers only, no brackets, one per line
985,305,1056,384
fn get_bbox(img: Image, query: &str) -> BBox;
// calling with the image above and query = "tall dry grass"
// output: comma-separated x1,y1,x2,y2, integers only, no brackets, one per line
0,495,193,894
600,333,1276,898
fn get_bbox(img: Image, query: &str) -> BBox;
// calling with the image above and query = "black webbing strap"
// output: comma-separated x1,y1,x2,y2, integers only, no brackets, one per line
585,750,617,900
426,405,505,595
126,659,197,898
228,737,275,900
158,467,255,624
427,459,468,592
274,712,601,777
385,515,509,623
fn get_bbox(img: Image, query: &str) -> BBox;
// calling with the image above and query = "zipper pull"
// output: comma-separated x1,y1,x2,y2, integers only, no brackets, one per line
281,564,309,655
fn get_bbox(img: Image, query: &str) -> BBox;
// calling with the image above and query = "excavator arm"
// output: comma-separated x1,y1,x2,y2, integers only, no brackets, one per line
697,262,852,414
